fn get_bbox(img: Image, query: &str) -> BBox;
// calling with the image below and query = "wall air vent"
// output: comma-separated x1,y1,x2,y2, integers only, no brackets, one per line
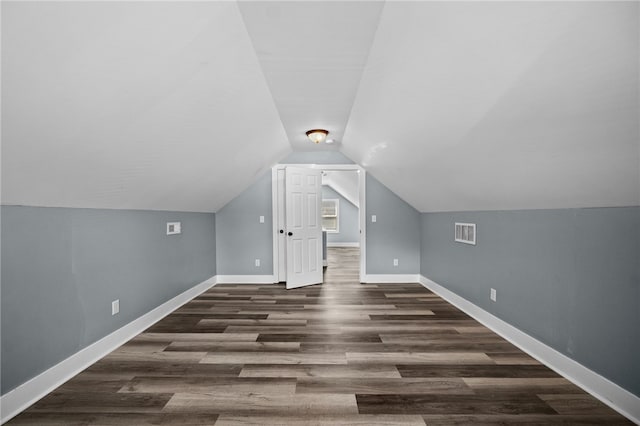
455,222,476,245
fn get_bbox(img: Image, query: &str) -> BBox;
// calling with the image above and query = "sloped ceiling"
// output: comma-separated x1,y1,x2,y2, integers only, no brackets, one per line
1,2,290,212
322,171,360,208
2,1,638,213
237,1,384,151
343,1,639,212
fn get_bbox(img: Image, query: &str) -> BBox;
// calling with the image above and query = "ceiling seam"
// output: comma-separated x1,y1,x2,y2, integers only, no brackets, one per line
234,0,292,153
339,0,387,159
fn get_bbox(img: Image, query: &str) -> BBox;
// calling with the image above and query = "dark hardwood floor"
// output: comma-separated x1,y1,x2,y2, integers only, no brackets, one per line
8,248,631,425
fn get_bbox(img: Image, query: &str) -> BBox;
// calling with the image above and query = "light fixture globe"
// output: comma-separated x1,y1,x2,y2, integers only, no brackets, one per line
306,129,329,144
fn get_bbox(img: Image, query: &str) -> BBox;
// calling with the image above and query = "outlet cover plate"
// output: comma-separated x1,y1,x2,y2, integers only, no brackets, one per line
112,299,120,315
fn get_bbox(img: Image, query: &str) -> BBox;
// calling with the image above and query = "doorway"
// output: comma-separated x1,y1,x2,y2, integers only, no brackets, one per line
272,163,366,285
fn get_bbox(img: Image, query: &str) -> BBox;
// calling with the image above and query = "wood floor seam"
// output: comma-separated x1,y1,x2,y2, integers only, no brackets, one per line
6,248,631,425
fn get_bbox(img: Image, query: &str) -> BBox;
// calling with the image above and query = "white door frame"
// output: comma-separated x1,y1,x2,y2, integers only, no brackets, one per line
272,163,366,283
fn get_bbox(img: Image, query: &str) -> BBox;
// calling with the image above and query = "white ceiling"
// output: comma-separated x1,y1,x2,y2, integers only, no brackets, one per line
1,2,290,212
322,171,360,208
238,1,384,151
2,1,638,213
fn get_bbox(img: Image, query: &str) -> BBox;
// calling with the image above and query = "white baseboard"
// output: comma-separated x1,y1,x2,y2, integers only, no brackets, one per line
0,275,218,425
327,242,360,248
362,274,421,283
4,273,636,424
419,275,640,425
215,275,276,284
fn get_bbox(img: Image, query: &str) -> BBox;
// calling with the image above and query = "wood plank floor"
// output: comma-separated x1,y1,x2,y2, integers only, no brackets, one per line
8,248,631,425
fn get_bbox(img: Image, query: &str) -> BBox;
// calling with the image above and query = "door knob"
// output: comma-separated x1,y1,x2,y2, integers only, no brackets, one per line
279,229,284,234
288,232,293,236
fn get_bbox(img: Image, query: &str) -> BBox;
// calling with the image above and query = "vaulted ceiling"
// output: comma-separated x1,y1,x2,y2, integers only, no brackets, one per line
2,1,638,212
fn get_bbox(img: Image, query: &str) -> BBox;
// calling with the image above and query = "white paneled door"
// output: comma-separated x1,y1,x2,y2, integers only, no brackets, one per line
285,167,323,289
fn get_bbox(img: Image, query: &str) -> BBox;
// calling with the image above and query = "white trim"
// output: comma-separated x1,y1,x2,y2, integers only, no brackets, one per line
215,275,276,284
362,274,421,283
271,167,279,283
359,168,366,281
327,242,360,248
277,163,361,171
0,275,218,425
272,163,366,284
418,275,640,425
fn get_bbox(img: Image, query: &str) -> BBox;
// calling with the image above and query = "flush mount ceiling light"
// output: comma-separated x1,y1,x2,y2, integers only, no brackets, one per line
306,129,329,144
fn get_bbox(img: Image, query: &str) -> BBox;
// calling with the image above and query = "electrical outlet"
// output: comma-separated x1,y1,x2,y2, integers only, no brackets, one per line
371,215,377,223
393,258,399,266
112,299,120,315
490,288,497,302
259,216,265,223
255,259,260,267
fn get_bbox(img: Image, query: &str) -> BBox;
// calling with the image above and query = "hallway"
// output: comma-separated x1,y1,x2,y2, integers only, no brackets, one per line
8,248,630,425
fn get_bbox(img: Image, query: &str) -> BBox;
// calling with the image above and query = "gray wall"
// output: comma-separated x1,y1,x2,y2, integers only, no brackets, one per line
322,185,359,244
214,152,421,276
366,174,421,274
0,206,216,395
282,151,421,274
421,207,640,397
214,151,354,277
215,171,273,275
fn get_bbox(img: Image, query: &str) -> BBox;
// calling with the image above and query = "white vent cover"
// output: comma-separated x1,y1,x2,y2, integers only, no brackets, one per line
455,222,476,245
